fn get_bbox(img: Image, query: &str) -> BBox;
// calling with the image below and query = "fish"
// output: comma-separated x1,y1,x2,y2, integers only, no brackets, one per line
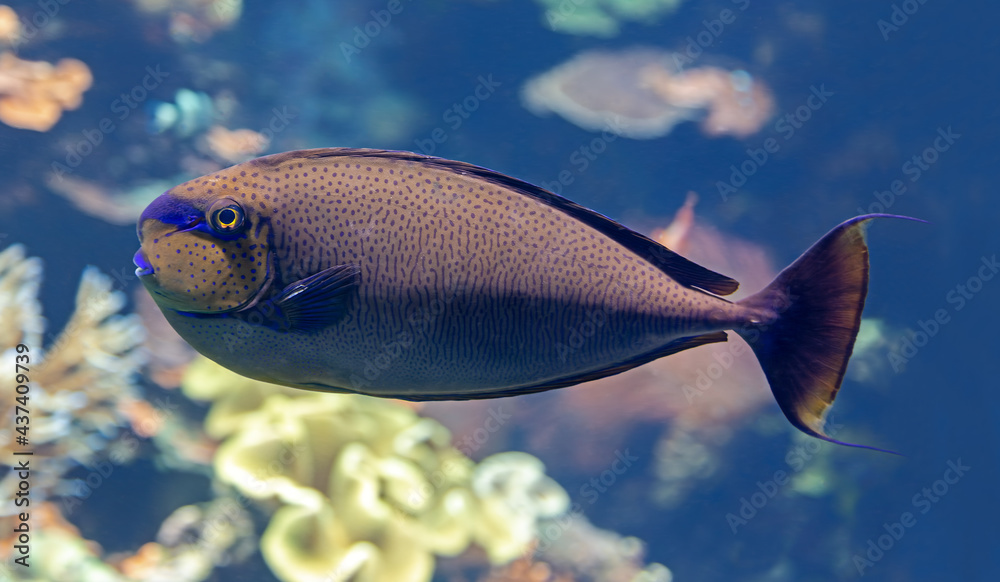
135,148,917,452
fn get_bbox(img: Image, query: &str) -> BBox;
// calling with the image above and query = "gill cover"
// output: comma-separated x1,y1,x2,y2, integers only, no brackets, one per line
137,194,271,313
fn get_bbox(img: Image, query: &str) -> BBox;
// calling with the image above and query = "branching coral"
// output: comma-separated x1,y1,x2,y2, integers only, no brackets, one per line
0,244,145,512
181,357,571,582
0,52,92,131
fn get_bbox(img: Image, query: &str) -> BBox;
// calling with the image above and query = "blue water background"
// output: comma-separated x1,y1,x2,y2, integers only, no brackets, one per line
1,0,997,580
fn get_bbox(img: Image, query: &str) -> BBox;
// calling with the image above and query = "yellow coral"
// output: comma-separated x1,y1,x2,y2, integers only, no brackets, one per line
182,358,570,582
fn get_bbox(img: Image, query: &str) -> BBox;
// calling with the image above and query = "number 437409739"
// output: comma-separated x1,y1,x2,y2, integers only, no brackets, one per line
14,343,30,441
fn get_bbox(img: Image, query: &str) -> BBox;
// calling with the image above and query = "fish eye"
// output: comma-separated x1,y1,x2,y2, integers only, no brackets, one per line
208,199,246,233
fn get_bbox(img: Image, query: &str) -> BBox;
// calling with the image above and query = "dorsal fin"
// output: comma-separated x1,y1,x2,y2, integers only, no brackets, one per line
251,148,740,296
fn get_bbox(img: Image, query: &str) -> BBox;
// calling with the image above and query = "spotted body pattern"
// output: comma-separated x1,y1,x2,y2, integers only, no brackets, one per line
137,148,913,451
137,149,752,398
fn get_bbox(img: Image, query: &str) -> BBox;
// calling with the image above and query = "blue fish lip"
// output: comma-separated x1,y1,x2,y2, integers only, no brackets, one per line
133,248,154,277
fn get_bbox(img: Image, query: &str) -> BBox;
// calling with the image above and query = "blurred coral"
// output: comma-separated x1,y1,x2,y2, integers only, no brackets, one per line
535,515,672,582
182,357,572,582
522,49,772,139
134,288,197,389
0,52,92,131
45,174,183,226
478,552,575,582
640,65,774,138
130,0,243,43
522,49,696,139
532,0,684,37
45,175,150,226
199,125,269,164
111,498,257,580
0,502,130,582
0,5,19,46
0,245,145,510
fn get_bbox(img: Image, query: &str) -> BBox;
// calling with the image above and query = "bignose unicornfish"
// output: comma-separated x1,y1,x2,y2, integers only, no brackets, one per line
135,148,917,452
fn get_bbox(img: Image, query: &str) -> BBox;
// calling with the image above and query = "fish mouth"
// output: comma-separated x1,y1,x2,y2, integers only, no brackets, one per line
133,248,154,277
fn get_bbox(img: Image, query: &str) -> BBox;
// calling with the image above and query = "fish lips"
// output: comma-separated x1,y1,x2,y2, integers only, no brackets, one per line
133,248,154,277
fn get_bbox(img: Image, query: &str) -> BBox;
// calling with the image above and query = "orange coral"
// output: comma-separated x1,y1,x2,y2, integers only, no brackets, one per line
0,5,19,45
118,542,167,579
200,125,269,164
641,65,774,138
0,52,93,131
478,553,575,582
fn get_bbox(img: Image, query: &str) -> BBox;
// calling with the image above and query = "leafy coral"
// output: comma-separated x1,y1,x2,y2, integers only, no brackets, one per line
181,357,570,582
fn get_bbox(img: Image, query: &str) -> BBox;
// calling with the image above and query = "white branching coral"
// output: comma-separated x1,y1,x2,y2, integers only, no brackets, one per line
0,244,146,512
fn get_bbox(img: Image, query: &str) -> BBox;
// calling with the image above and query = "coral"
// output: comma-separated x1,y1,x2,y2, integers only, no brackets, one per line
130,0,243,43
534,0,684,37
148,89,215,137
478,552,576,582
0,52,92,131
134,288,198,389
0,5,19,46
522,49,695,139
44,175,152,226
0,502,130,582
181,357,571,582
199,125,270,164
44,175,192,227
467,515,672,581
522,49,773,140
639,66,774,138
0,245,145,510
113,498,257,580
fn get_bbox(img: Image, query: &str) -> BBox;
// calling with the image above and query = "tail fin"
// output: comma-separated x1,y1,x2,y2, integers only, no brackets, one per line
736,214,922,454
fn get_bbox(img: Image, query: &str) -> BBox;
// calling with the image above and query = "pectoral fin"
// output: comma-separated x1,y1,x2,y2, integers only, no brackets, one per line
272,264,361,332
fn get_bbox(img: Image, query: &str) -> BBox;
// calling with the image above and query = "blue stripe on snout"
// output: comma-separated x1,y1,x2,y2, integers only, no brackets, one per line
137,194,202,240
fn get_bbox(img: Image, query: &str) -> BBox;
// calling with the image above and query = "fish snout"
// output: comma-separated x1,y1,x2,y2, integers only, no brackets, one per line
133,248,154,277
